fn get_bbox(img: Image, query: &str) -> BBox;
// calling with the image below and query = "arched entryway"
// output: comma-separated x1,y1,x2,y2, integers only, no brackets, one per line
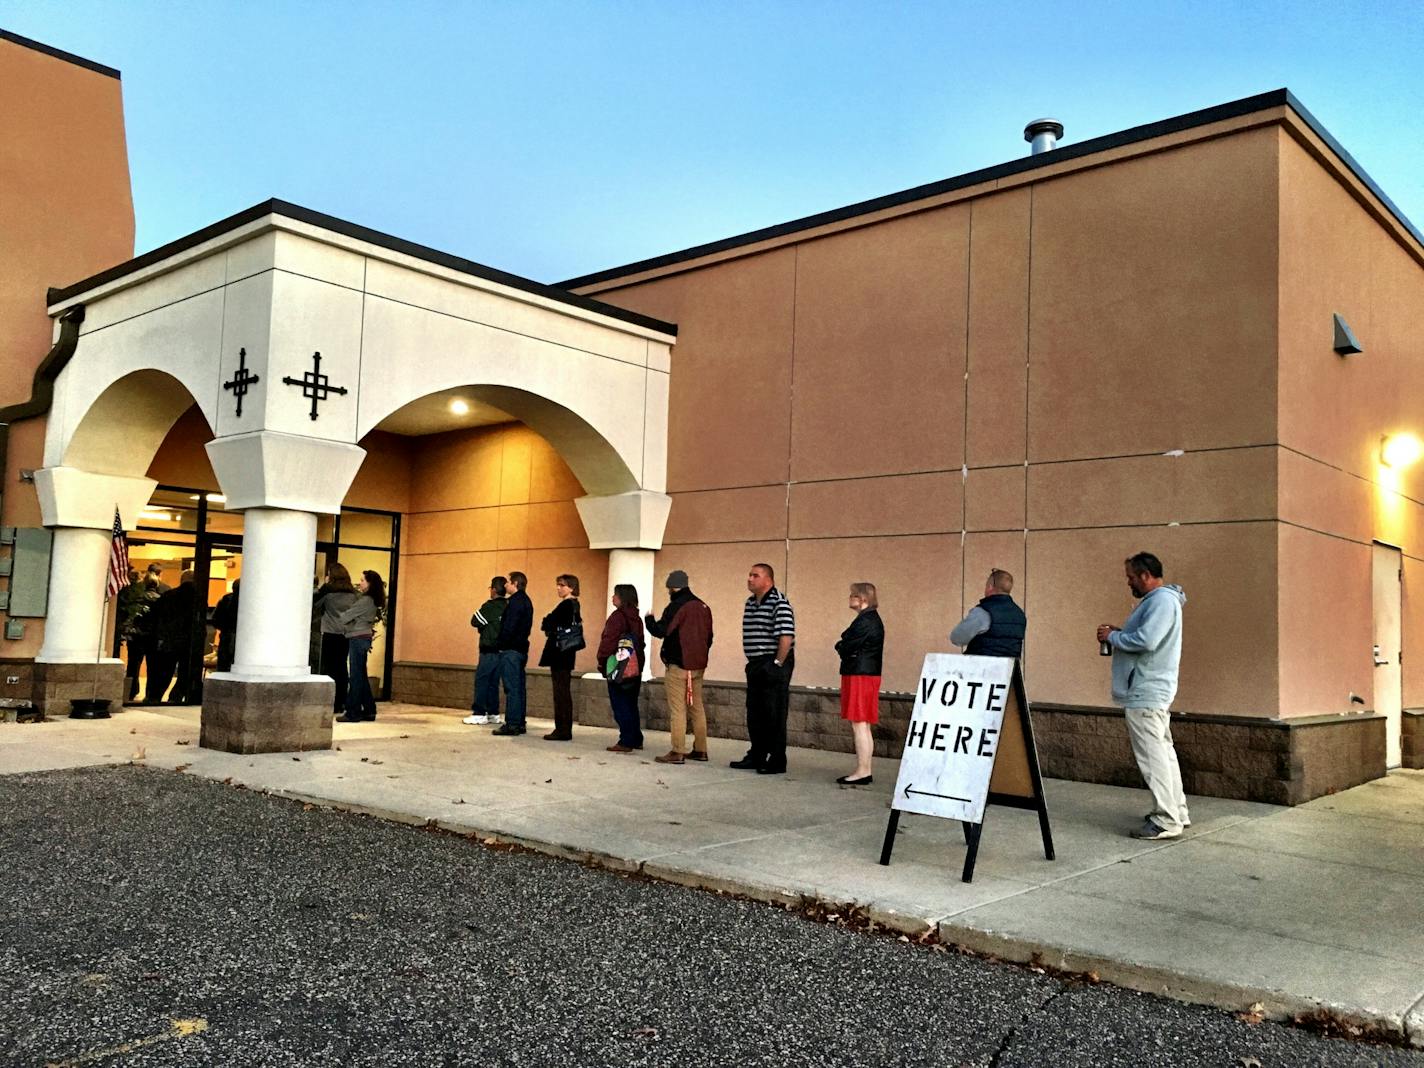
35,201,677,750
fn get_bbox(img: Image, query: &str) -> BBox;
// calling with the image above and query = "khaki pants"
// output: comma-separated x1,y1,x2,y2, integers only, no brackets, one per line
664,664,707,754
1124,706,1189,833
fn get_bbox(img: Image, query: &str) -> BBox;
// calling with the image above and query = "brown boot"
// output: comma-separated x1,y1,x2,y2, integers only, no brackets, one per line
687,749,709,762
654,751,685,764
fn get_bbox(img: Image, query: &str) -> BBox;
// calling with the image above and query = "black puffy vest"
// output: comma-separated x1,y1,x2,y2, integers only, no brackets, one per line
966,594,1026,658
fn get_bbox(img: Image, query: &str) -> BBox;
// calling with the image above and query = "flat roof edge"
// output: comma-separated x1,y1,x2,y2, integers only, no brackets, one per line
559,88,1422,290
47,199,678,337
0,28,120,79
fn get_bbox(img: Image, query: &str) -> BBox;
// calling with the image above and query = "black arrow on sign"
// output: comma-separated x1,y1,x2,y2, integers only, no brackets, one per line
903,783,973,803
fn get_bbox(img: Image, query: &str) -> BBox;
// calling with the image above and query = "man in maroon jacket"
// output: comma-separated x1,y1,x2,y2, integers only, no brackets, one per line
646,570,714,765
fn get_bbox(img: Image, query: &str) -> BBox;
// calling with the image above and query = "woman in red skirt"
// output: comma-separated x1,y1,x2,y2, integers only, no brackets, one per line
834,582,884,786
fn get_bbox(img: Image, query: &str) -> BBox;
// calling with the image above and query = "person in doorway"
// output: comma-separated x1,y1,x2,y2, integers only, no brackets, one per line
463,576,508,726
491,571,533,736
314,563,359,715
537,574,582,741
1097,551,1190,841
337,570,385,723
211,579,241,672
148,570,198,703
950,569,1026,656
598,584,645,753
732,563,795,775
834,582,884,786
118,568,156,701
647,570,714,765
144,561,171,595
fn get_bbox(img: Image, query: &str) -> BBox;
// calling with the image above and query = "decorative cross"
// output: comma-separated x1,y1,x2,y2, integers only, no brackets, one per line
281,351,348,421
221,347,260,418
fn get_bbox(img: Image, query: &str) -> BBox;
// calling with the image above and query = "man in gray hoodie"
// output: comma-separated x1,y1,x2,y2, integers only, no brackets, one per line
1097,552,1190,841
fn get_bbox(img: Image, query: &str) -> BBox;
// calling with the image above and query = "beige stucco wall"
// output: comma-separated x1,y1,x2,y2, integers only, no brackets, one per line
0,37,133,657
1276,128,1424,713
580,126,1288,712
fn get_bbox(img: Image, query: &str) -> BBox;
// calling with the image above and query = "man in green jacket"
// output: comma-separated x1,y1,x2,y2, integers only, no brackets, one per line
464,576,508,725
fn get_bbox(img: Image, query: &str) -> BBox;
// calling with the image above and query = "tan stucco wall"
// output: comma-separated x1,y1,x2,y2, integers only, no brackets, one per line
0,37,133,657
1276,128,1424,712
582,127,1287,711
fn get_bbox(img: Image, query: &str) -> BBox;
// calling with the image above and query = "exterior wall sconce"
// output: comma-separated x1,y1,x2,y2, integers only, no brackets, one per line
1333,313,1363,355
1381,433,1422,469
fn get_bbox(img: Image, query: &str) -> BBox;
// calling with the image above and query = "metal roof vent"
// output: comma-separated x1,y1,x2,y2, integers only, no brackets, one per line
1023,118,1065,155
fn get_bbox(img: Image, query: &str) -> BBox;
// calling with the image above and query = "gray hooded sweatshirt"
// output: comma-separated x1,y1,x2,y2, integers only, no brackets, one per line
1108,584,1186,709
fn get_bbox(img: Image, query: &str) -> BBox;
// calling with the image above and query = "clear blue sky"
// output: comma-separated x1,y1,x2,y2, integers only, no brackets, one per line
8,1,1423,282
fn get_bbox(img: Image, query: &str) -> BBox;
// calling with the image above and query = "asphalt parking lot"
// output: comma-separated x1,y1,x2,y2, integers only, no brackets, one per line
3,765,1419,1067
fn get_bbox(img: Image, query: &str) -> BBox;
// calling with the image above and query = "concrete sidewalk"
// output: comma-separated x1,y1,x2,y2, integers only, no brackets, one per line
5,702,1423,1044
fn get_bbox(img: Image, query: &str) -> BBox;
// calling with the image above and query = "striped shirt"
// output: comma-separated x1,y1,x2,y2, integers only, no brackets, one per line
742,587,795,659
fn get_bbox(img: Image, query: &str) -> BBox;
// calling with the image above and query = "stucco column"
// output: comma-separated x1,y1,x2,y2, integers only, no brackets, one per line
30,468,158,715
229,508,319,678
35,528,113,664
200,431,366,754
576,492,672,683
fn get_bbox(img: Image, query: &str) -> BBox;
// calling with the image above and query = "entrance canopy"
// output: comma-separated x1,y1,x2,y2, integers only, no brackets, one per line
31,201,677,750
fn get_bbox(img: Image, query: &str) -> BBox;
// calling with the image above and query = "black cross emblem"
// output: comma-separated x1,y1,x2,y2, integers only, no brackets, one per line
282,351,348,421
222,347,260,418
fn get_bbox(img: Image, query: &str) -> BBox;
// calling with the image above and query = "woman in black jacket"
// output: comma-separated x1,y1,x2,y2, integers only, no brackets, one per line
834,582,884,786
537,574,582,741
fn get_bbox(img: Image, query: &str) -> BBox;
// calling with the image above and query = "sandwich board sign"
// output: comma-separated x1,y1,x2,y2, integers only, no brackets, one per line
879,654,1054,883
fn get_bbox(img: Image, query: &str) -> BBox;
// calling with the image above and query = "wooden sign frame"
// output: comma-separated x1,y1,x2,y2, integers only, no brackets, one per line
879,657,1054,883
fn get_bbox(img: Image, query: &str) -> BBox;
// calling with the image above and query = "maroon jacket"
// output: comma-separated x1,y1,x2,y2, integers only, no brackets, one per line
597,604,646,669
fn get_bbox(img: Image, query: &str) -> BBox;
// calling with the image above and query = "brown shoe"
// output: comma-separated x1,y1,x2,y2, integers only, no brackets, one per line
606,744,635,753
654,751,685,764
687,750,709,762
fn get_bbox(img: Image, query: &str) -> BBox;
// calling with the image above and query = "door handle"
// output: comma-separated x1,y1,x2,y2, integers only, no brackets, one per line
1373,644,1389,666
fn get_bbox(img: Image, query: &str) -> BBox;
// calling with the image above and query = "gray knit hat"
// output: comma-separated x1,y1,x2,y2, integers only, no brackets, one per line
665,569,689,589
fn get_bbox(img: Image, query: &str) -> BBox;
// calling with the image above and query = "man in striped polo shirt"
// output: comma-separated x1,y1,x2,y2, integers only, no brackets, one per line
731,562,796,775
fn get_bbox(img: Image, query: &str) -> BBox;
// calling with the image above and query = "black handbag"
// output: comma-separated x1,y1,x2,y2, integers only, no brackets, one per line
554,605,585,653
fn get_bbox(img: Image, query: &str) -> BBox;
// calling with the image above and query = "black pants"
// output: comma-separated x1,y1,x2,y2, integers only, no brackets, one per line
320,632,350,713
744,652,794,770
550,667,574,737
146,649,176,703
125,639,148,699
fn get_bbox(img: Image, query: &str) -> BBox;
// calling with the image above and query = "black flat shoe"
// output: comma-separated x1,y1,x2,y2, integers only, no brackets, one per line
729,757,761,770
835,774,873,786
491,724,526,736
756,766,786,776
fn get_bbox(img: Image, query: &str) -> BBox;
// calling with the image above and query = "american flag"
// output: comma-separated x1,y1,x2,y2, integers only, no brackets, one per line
106,508,129,599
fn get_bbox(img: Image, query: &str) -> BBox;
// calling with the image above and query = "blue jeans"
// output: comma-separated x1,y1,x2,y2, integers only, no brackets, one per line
472,651,501,715
345,637,377,719
496,650,527,727
608,680,643,748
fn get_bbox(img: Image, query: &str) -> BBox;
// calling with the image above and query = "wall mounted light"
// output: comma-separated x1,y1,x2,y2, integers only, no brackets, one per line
1381,433,1422,469
1333,313,1363,356
449,398,471,415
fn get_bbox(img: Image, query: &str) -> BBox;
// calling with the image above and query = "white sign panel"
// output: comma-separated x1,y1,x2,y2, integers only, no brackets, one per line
891,654,1015,824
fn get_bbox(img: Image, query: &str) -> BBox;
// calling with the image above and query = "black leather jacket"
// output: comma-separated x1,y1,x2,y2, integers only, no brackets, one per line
835,608,884,676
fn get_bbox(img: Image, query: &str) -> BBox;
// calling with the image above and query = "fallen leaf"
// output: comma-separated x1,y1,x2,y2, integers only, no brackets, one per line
361,757,370,762
630,1026,658,1039
129,729,137,735
175,739,190,746
1236,1002,1266,1026
130,746,147,761
566,756,580,761
291,756,301,762
369,759,384,765
174,764,190,772
399,734,410,739
1240,1058,1262,1068
544,778,553,784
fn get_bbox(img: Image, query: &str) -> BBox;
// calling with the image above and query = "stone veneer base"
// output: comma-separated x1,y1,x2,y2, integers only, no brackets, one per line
30,661,126,718
200,676,334,755
1404,709,1424,770
390,662,1389,806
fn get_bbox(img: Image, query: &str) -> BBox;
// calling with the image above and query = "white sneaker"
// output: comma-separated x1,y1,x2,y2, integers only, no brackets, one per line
462,714,488,725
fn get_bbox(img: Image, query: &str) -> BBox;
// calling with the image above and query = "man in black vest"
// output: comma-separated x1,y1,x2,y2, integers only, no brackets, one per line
950,569,1026,657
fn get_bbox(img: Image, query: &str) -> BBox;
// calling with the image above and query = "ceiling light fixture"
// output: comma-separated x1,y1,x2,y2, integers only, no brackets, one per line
449,398,471,415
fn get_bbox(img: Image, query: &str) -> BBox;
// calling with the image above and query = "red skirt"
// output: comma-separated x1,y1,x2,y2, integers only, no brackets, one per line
839,675,881,724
